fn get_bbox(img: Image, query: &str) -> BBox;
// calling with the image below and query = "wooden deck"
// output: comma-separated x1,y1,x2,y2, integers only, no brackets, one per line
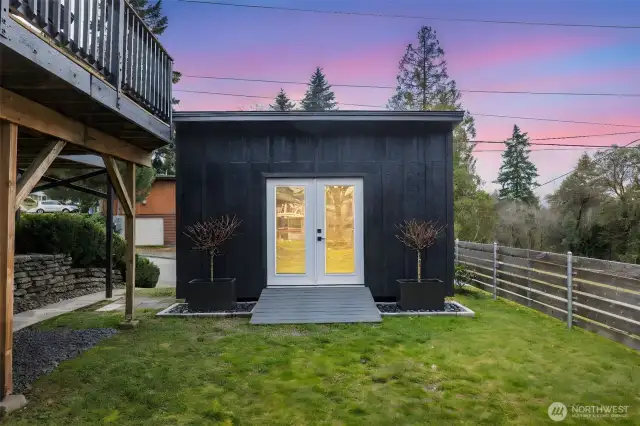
250,286,382,325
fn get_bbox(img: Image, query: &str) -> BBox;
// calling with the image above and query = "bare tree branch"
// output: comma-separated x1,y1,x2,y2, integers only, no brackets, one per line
184,215,242,256
395,219,445,252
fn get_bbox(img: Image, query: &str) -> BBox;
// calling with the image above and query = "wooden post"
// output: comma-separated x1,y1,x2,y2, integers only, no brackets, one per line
106,179,113,299
454,239,459,265
492,242,498,300
0,121,18,398
124,163,136,324
567,252,573,330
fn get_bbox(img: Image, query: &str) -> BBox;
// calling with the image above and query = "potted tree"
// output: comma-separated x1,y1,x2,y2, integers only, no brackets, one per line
395,219,446,311
183,215,242,311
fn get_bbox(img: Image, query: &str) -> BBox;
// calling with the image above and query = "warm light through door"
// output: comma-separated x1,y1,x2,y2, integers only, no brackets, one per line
275,186,306,274
324,185,355,274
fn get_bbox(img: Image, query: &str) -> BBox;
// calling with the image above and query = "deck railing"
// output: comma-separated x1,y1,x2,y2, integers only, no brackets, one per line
8,0,172,123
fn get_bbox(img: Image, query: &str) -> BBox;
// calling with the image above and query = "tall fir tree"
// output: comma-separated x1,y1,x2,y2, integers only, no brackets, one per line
495,125,539,205
271,89,296,111
387,26,479,196
301,67,337,111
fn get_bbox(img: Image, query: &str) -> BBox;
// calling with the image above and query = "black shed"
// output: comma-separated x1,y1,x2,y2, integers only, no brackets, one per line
174,111,463,301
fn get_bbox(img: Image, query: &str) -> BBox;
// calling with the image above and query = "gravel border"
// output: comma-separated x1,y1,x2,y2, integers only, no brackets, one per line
13,328,118,394
157,302,256,317
377,301,475,317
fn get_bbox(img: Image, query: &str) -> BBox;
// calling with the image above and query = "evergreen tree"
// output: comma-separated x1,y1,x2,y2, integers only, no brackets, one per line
387,25,491,241
270,89,296,111
129,0,168,35
495,125,539,205
301,67,337,111
387,26,480,195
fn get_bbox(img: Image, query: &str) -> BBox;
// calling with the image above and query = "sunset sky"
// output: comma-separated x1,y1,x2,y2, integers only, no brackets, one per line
161,0,640,197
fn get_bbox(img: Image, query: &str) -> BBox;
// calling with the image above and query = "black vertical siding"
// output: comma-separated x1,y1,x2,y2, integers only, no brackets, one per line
176,121,455,299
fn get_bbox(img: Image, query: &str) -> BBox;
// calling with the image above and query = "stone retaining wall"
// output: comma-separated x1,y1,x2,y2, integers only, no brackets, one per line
14,254,124,313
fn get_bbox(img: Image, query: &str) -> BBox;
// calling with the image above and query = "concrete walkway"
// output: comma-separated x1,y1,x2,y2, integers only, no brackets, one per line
96,296,175,312
13,289,125,331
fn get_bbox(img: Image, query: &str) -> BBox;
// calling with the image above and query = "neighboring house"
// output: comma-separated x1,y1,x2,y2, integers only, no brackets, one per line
173,111,463,300
105,176,176,246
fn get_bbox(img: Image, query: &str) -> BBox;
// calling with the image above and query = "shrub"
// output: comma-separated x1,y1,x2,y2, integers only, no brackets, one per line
16,213,127,270
454,264,475,293
135,255,160,288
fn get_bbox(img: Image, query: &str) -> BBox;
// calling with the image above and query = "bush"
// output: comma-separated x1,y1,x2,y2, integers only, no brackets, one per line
454,264,475,293
135,255,160,288
16,213,156,287
16,213,127,270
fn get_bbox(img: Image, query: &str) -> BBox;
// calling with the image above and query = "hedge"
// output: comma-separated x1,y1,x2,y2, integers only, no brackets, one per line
16,213,158,287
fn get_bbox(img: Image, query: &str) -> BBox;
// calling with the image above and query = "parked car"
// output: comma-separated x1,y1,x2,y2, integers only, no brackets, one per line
27,200,79,213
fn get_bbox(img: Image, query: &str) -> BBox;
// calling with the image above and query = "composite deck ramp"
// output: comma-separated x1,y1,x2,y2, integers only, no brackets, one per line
251,287,382,324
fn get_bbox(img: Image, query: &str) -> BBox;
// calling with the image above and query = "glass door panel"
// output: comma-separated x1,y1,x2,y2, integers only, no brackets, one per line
275,186,306,274
324,185,355,274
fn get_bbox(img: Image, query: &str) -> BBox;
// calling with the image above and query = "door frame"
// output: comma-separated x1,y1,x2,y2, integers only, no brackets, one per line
263,173,366,287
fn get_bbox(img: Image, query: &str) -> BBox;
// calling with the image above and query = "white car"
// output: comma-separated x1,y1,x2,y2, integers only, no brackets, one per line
27,200,79,213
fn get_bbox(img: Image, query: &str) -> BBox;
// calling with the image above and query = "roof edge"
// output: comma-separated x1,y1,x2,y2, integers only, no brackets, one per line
173,110,465,124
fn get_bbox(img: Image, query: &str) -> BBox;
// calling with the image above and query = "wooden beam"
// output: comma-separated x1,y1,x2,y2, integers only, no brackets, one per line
0,88,152,167
0,121,18,397
33,169,107,192
102,156,133,217
18,170,107,199
15,140,66,208
124,163,136,323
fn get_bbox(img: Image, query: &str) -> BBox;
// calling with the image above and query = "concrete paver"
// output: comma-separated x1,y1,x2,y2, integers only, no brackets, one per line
13,289,126,331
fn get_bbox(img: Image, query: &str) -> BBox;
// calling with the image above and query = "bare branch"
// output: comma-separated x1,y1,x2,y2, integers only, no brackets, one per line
183,215,242,256
395,219,445,252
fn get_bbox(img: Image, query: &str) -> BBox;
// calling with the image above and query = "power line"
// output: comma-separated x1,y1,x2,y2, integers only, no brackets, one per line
183,75,640,98
475,147,607,153
537,138,640,187
173,89,640,128
475,141,625,148
177,1,640,30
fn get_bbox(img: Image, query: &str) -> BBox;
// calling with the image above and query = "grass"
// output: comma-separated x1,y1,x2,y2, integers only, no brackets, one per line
134,287,176,298
6,288,639,425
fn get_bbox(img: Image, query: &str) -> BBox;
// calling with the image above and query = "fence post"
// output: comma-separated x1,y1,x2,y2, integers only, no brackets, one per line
492,242,498,300
455,239,459,265
566,251,573,329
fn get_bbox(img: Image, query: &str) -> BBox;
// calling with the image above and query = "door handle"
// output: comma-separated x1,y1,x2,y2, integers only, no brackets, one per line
317,236,325,242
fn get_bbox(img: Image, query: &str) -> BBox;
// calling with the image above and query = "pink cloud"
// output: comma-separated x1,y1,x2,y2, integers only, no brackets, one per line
448,33,611,72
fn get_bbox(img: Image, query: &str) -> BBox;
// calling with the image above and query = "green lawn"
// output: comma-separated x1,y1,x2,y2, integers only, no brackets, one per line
6,289,639,425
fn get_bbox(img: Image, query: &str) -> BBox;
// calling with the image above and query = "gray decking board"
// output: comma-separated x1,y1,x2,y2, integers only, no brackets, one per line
250,286,382,324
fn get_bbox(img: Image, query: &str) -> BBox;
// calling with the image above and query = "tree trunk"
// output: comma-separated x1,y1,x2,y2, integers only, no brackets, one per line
210,251,214,282
417,251,422,281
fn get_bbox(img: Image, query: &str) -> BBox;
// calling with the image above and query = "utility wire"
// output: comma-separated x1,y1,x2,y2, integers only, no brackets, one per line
177,1,640,30
182,75,640,98
174,89,640,128
475,147,608,153
536,138,640,187
474,141,625,148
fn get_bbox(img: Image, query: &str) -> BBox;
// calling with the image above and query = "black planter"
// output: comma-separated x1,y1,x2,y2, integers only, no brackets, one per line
186,278,237,311
397,278,445,311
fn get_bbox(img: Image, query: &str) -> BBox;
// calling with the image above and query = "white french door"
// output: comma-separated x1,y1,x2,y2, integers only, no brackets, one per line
266,178,364,286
